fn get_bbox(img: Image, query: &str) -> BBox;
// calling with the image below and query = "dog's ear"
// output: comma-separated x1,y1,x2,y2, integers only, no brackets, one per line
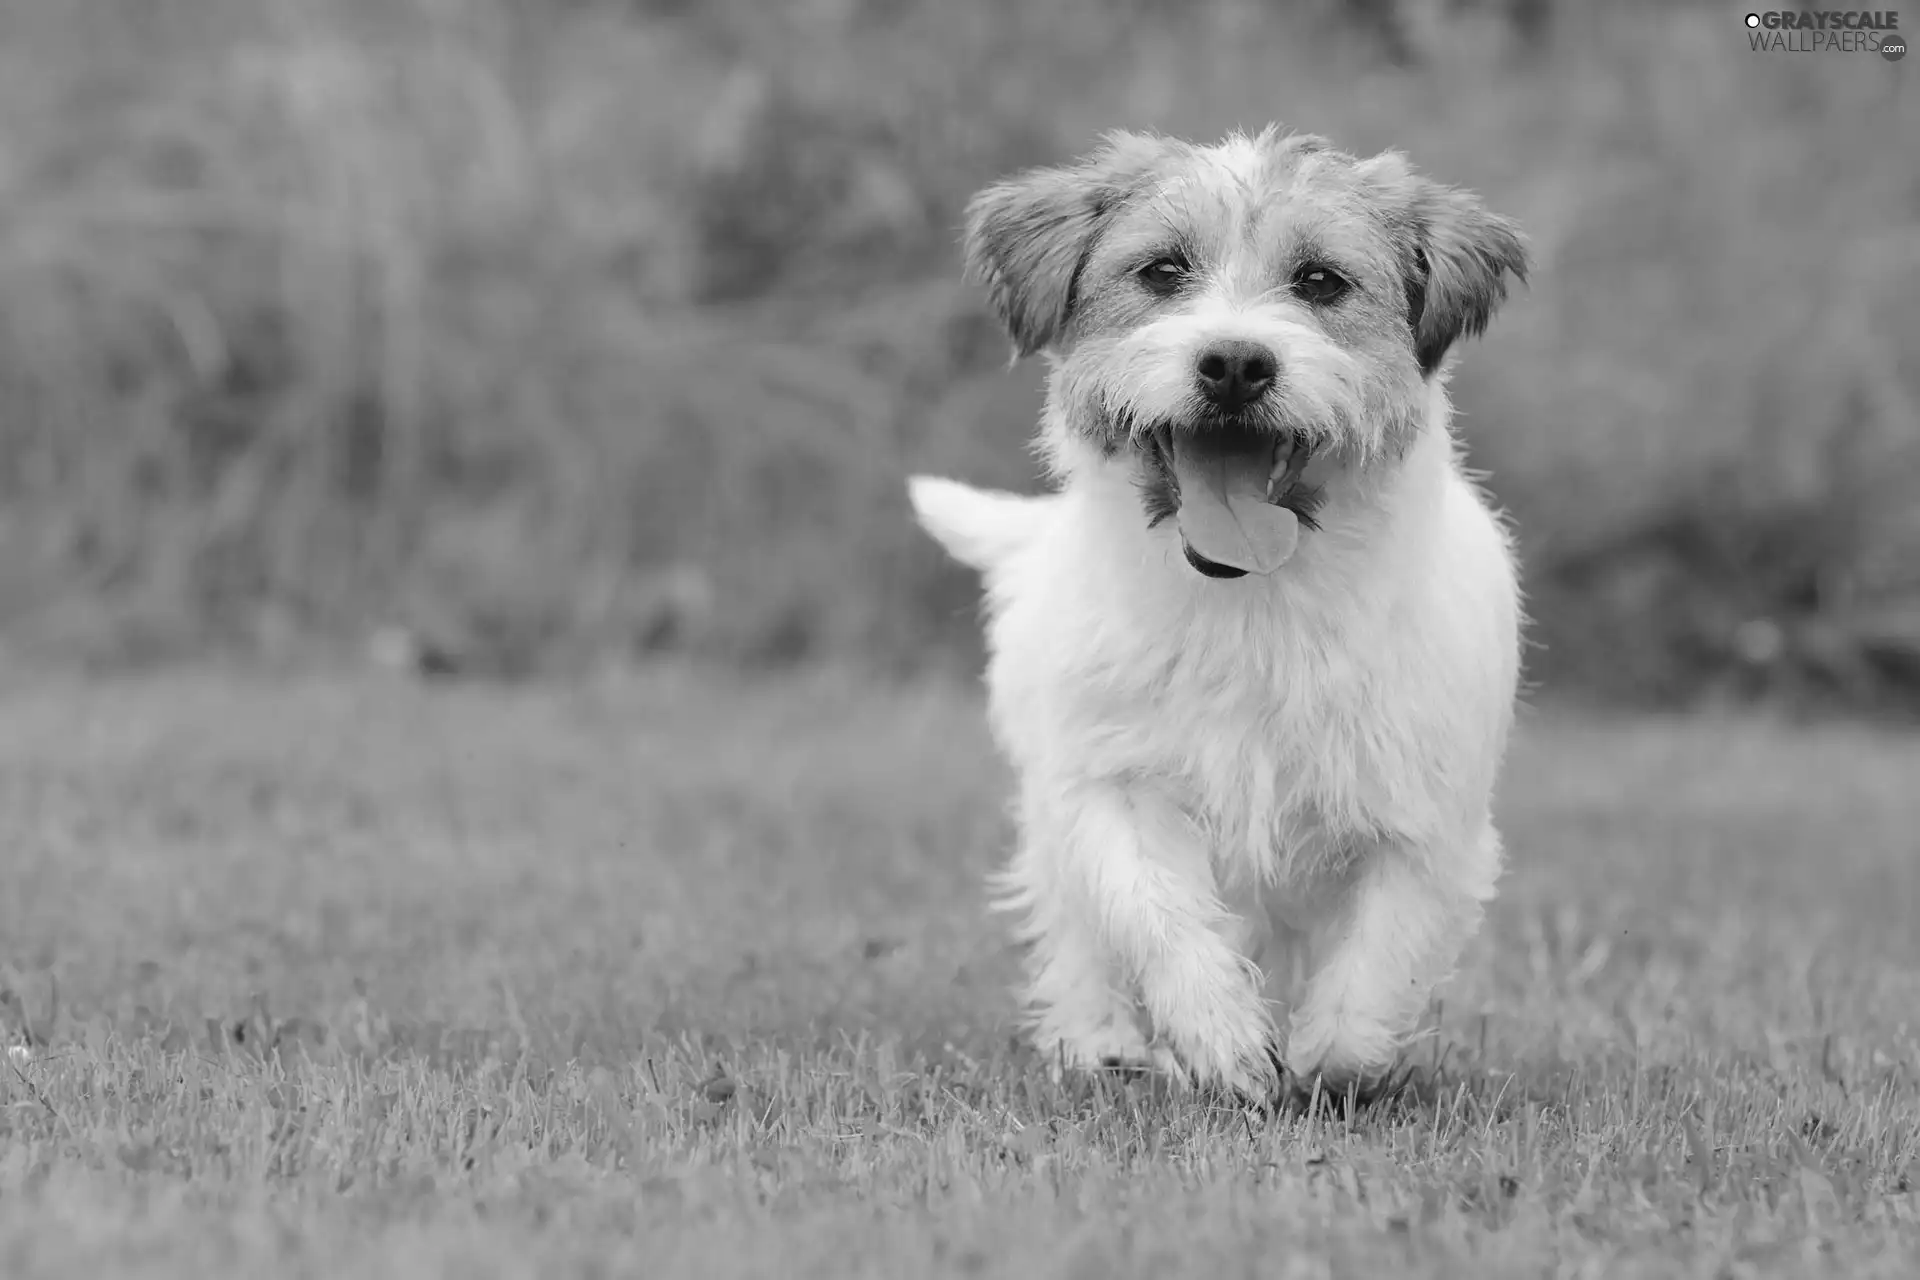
963,131,1172,357
1363,153,1530,377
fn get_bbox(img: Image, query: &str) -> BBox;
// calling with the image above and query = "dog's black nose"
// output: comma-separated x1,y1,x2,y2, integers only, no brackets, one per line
1194,341,1278,410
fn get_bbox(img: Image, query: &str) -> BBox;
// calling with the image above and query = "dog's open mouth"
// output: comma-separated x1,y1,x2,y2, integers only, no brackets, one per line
1142,422,1322,579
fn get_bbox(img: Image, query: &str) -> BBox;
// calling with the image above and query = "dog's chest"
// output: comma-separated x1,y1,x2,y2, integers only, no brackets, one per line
1112,643,1381,877
996,610,1405,884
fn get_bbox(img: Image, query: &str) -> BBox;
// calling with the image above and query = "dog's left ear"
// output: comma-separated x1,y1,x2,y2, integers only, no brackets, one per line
1363,153,1531,377
963,131,1173,358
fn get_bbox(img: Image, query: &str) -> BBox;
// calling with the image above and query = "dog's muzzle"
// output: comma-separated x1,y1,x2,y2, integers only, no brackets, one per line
1144,421,1319,578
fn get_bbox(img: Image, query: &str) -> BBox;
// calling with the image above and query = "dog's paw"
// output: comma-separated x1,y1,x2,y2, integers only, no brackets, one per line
1231,1041,1292,1111
1133,1040,1189,1082
1086,1041,1186,1085
1167,1037,1287,1110
1040,1023,1172,1084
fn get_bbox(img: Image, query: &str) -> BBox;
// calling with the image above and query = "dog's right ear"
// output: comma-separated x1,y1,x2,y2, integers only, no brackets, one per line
963,131,1171,358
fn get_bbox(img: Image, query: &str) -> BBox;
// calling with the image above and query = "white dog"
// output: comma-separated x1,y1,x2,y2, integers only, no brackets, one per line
907,127,1529,1108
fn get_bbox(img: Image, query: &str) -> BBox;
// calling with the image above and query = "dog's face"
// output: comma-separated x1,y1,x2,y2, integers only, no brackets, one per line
963,128,1528,579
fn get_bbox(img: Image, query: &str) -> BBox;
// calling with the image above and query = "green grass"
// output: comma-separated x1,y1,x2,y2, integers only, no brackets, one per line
1,668,1917,1276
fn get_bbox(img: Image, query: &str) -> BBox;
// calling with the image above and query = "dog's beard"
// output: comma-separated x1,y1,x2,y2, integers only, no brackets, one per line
1121,411,1329,579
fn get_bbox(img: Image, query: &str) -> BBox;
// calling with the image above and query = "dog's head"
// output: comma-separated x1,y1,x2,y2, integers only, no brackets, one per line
963,127,1528,579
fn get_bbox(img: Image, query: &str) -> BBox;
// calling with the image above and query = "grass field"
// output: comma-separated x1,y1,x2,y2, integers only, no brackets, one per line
1,668,1917,1276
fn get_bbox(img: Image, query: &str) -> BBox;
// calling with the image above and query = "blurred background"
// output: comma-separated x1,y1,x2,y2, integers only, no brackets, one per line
0,0,1914,713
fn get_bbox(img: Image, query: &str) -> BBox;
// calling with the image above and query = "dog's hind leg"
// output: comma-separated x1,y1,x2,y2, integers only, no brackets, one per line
1044,784,1282,1102
1283,824,1503,1100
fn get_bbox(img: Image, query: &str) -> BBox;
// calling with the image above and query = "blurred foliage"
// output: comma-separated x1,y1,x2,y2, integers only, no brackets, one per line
0,0,1914,712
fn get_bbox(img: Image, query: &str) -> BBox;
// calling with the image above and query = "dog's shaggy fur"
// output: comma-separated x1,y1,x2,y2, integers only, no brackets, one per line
908,127,1530,1106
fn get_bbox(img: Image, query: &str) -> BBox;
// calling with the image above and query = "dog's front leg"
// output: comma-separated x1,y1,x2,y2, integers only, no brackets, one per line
1053,784,1281,1102
1284,827,1500,1101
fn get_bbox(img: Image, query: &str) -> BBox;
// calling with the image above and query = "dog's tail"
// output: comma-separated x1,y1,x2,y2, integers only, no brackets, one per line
906,475,1052,574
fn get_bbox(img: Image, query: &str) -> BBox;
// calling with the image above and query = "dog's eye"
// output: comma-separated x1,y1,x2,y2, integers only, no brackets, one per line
1292,265,1351,305
1137,257,1189,296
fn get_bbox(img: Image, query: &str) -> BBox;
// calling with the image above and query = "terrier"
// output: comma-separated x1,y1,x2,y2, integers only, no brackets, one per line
908,127,1530,1107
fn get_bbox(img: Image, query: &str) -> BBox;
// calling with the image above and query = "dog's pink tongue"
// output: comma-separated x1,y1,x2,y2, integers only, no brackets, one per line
1171,432,1299,575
